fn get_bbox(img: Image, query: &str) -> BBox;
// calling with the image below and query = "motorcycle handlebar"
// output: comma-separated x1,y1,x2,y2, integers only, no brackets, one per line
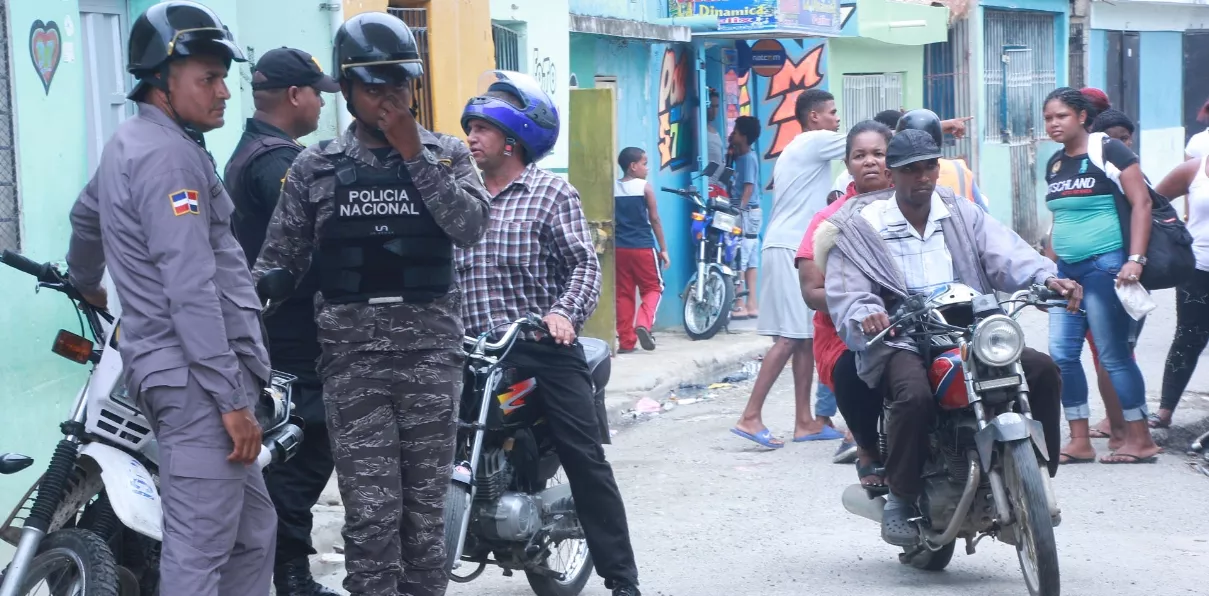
1,250,55,283
462,315,548,354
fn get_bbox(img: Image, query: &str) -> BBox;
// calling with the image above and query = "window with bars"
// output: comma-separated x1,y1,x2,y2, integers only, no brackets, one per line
493,24,520,71
0,3,18,252
983,9,1057,142
386,7,435,131
924,20,974,165
841,73,903,131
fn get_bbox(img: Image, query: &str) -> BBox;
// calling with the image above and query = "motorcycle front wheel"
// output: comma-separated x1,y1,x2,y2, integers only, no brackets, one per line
441,482,475,581
682,269,734,341
4,528,119,596
525,467,593,596
1004,440,1060,596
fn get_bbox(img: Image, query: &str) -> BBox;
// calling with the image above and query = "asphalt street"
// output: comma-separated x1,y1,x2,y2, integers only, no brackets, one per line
443,293,1209,596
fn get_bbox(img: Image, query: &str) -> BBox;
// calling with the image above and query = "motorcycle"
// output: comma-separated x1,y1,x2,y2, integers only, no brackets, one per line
841,283,1066,596
662,161,743,340
442,315,612,596
0,251,304,596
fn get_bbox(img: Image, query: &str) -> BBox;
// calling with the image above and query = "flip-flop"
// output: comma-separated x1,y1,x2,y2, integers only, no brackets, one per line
1148,413,1172,429
793,426,845,442
730,428,784,449
856,461,887,490
1099,452,1159,464
1059,452,1096,465
833,441,858,464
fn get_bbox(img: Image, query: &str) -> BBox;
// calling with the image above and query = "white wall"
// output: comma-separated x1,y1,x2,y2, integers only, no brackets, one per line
1141,127,1187,181
1090,0,1209,31
491,0,572,172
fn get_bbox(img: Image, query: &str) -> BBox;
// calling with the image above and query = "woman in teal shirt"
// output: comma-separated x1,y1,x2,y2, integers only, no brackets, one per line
1042,87,1160,465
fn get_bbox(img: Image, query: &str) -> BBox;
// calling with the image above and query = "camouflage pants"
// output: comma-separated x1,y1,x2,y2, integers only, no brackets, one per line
320,350,463,596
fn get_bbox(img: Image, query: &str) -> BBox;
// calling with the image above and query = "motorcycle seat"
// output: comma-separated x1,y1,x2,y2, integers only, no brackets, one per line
581,337,610,373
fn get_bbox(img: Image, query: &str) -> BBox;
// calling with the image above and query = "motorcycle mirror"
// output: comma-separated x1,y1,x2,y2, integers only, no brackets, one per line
257,269,296,303
703,162,720,177
719,167,735,186
0,453,34,475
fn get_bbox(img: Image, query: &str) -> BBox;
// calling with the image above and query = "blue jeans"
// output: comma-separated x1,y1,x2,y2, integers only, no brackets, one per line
815,384,837,417
1049,249,1148,422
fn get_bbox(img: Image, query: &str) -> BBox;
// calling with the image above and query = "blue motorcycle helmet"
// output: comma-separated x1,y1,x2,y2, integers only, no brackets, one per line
461,70,560,163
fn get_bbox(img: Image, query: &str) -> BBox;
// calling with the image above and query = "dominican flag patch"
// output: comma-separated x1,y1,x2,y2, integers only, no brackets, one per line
169,189,199,216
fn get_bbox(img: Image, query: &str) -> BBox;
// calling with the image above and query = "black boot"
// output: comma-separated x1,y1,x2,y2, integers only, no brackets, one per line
273,557,339,596
606,579,642,596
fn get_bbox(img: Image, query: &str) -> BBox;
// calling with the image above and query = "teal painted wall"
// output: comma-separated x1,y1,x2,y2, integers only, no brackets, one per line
0,0,94,509
1088,29,1107,91
569,34,697,328
1139,31,1183,129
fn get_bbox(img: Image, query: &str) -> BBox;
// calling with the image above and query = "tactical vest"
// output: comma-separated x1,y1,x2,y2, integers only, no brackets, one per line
315,150,452,305
225,133,300,260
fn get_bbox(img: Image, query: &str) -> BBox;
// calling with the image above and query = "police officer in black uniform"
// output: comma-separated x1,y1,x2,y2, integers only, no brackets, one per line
224,46,341,596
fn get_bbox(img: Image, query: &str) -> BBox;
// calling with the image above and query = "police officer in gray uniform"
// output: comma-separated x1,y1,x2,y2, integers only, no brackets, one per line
65,2,277,595
252,12,490,596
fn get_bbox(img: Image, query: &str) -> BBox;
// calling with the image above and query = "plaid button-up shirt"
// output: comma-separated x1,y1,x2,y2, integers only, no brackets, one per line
455,164,601,338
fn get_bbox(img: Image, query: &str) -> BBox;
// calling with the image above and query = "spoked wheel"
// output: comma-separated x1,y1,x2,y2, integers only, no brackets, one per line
900,541,956,571
441,479,483,583
525,467,593,596
8,529,119,596
1004,440,1061,596
682,269,734,340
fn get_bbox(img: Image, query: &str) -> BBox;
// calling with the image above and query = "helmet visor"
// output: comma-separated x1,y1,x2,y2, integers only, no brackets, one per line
169,27,246,63
474,70,557,130
343,60,423,85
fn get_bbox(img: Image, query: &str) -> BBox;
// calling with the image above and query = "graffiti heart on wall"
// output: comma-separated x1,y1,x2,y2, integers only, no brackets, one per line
29,20,62,95
657,46,696,171
762,42,825,160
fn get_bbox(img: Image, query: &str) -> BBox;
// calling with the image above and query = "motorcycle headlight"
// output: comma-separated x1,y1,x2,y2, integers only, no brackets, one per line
972,315,1024,367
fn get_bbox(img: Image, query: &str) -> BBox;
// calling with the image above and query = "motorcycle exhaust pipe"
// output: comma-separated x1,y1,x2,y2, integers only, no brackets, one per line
256,422,304,468
841,484,886,523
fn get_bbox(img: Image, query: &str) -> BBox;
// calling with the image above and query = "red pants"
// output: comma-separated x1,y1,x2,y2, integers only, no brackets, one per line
616,248,664,350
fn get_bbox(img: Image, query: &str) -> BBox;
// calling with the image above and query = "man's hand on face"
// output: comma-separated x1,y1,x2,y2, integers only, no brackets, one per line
861,312,892,336
1045,277,1084,312
540,313,577,346
378,91,422,159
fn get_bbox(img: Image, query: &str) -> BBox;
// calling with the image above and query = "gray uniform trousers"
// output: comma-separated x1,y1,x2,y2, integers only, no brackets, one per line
320,349,462,596
138,361,277,596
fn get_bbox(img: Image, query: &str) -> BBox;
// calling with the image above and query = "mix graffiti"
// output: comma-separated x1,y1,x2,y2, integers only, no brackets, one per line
762,43,825,160
657,47,695,170
29,20,62,95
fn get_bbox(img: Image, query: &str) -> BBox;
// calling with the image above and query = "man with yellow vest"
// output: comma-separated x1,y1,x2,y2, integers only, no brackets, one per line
896,109,989,211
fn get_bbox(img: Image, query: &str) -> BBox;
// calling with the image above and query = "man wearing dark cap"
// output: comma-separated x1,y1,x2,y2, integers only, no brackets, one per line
224,46,340,596
820,129,1078,547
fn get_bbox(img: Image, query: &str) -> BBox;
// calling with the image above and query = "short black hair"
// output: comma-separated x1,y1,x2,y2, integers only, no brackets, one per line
1045,87,1098,132
618,147,645,172
874,109,902,129
845,120,894,160
1092,109,1135,135
795,89,834,125
709,87,720,99
733,115,761,145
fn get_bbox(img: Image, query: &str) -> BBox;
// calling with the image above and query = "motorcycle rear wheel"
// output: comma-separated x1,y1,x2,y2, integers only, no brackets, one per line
1004,440,1060,596
525,467,593,596
682,270,734,341
900,540,955,571
3,528,119,596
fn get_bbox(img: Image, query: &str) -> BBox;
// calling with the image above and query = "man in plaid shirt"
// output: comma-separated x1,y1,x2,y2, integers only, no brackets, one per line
456,71,643,596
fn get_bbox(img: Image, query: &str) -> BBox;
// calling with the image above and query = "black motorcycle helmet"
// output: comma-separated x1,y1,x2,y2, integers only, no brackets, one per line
332,12,423,86
895,108,944,147
126,1,245,100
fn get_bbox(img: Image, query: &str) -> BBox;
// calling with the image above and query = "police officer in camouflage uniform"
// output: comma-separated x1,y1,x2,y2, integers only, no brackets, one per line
66,2,277,595
252,12,490,596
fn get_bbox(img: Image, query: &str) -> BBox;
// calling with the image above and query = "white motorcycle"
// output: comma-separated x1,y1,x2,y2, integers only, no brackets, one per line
0,250,304,596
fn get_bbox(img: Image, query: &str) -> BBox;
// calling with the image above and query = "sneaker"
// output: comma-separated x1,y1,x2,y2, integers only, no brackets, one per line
612,584,642,596
832,440,858,464
636,327,656,351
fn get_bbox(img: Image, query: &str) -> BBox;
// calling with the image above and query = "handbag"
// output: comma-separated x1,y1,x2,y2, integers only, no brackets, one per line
1087,133,1195,290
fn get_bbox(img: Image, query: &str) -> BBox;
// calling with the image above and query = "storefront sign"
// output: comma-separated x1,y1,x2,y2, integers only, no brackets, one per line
668,0,841,37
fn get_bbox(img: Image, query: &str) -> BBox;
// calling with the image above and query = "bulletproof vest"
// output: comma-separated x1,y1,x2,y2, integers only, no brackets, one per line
224,133,300,262
315,152,452,304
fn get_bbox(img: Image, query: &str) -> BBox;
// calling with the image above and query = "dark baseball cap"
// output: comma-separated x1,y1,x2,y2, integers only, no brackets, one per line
251,47,340,93
887,129,943,169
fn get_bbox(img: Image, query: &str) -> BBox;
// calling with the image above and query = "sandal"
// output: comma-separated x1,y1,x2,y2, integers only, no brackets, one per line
856,460,887,490
1148,413,1172,429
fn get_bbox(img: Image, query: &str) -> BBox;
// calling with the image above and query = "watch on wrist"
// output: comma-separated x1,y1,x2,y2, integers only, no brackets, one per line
1127,254,1147,266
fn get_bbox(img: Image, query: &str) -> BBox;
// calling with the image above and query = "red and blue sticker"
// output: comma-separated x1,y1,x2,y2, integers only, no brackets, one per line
169,189,199,216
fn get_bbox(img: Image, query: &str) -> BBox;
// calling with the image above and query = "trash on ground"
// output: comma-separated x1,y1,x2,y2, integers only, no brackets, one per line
319,553,345,564
708,382,732,390
662,401,676,411
676,398,702,406
635,396,662,413
610,429,619,437
678,382,707,390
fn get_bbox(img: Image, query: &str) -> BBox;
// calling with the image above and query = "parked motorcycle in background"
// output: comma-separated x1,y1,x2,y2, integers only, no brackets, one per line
0,251,304,596
443,315,612,596
662,162,743,340
841,283,1066,596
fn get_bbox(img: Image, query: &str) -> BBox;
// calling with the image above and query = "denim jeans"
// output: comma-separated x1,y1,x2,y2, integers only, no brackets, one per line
1049,249,1148,421
815,383,837,417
